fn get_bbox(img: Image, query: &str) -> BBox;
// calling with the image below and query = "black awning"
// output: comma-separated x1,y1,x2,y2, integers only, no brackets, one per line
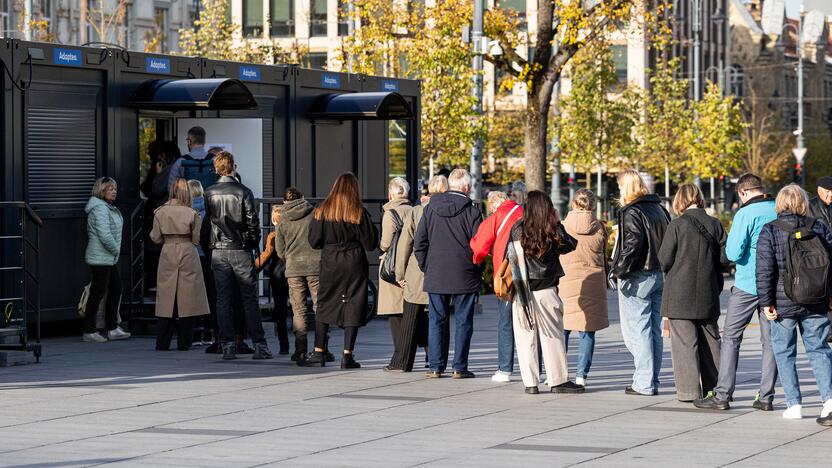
129,78,257,111
307,92,413,120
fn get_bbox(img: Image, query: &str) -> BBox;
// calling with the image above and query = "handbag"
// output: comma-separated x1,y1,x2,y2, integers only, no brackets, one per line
493,205,521,301
379,209,404,285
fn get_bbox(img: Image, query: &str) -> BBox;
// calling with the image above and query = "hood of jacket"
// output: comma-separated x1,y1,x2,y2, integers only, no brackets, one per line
282,198,314,221
564,209,601,236
430,191,473,217
621,193,663,211
86,196,113,214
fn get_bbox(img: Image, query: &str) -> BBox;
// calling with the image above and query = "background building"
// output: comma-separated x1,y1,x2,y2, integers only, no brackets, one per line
0,0,195,53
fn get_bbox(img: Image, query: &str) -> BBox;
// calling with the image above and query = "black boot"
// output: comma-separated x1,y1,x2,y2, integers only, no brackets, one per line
341,353,361,369
221,343,237,361
252,342,274,360
292,335,308,362
299,350,325,367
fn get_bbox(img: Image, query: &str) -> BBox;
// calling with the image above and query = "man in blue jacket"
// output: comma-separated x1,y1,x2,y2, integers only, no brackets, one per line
414,169,483,379
695,173,778,411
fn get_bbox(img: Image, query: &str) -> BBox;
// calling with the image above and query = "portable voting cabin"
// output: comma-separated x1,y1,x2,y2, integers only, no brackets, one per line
0,40,421,323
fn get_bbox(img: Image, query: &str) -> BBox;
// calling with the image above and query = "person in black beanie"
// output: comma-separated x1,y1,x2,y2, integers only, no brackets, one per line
807,175,832,339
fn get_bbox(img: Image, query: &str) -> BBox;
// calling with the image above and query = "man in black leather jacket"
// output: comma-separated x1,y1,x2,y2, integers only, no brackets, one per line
203,151,271,360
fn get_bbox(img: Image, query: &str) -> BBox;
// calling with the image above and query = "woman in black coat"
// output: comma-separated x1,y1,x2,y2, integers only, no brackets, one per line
658,184,728,402
302,173,379,369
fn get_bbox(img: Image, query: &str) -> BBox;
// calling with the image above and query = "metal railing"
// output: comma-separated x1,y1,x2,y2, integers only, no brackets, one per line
0,202,42,363
127,200,146,326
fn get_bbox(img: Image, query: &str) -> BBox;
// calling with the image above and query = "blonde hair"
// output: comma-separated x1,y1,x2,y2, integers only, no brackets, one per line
271,204,281,225
213,151,235,176
428,175,449,195
487,190,509,212
187,179,204,198
672,183,705,215
775,184,809,216
617,169,649,206
170,178,192,207
572,188,596,211
91,177,117,200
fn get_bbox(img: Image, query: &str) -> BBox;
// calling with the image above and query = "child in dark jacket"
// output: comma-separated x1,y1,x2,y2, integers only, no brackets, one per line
255,204,291,355
756,184,832,425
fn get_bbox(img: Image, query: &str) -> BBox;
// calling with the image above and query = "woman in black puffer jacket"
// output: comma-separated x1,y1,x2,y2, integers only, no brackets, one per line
756,184,832,425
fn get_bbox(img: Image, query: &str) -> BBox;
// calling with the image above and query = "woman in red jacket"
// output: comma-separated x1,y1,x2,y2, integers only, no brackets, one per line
470,189,524,383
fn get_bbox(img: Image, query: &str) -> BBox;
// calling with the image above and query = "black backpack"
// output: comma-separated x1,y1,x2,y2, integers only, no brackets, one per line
379,210,404,285
181,154,218,190
772,218,831,305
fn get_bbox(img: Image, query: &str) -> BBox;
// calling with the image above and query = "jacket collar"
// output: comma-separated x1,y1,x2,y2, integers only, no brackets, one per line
383,198,410,210
217,176,238,183
741,193,773,209
620,193,661,211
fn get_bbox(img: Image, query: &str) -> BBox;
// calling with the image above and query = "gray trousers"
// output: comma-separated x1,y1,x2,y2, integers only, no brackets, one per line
669,318,721,401
714,287,778,402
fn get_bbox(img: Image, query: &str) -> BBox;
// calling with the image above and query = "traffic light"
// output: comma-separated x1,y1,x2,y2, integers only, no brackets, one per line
794,163,804,186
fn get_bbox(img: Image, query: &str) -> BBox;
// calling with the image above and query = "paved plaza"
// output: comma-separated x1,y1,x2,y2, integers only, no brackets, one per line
0,283,830,467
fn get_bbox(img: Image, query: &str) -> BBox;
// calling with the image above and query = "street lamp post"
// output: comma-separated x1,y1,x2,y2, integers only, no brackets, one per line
470,0,485,202
691,0,703,190
777,6,807,186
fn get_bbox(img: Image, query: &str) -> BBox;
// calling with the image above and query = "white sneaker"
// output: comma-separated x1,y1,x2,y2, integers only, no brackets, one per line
107,327,131,341
491,371,512,383
783,404,803,420
83,332,107,343
821,400,832,418
576,377,587,387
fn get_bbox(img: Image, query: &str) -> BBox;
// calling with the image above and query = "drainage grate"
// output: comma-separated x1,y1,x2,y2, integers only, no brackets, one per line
491,443,620,453
134,428,259,437
326,394,433,402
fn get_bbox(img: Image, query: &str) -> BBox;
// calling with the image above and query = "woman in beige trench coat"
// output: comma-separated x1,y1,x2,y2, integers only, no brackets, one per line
378,178,413,358
560,189,609,387
151,178,210,351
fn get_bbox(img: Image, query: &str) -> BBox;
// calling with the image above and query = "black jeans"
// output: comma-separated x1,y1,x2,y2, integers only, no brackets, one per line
211,249,265,345
198,254,217,339
269,276,290,348
84,265,121,333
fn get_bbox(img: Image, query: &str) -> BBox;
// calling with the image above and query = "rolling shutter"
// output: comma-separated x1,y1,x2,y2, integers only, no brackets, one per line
26,106,97,208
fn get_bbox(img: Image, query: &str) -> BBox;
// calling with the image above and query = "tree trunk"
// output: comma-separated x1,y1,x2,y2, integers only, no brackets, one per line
524,98,548,191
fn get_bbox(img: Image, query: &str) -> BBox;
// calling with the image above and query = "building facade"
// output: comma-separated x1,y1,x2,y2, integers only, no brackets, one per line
0,0,195,53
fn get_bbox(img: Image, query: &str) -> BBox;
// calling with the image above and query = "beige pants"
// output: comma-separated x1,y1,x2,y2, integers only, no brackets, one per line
287,276,319,336
512,287,568,388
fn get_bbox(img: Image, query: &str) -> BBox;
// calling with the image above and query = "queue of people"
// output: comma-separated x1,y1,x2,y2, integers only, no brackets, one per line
83,157,832,426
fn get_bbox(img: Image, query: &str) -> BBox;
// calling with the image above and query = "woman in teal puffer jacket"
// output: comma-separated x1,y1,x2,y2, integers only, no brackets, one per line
82,177,130,343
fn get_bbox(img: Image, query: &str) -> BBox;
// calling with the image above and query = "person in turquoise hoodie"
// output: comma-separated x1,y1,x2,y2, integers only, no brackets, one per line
82,177,130,343
695,173,777,411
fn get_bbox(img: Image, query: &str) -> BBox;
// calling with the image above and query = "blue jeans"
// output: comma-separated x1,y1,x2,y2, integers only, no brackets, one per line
428,293,478,373
770,314,832,407
497,299,514,373
618,269,664,395
564,330,596,379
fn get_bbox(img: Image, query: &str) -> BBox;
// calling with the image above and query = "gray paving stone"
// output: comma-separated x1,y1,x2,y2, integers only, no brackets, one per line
0,283,829,467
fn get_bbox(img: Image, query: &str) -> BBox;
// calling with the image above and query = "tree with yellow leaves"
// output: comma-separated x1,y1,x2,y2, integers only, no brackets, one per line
485,0,634,191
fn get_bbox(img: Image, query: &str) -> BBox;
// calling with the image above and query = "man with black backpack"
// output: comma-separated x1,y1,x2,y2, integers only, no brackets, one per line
167,126,218,191
756,184,832,426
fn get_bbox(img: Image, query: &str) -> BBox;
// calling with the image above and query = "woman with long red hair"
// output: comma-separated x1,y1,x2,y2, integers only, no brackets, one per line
301,173,379,368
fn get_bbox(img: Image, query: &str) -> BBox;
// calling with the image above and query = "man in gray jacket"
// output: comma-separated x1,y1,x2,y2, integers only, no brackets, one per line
275,187,322,362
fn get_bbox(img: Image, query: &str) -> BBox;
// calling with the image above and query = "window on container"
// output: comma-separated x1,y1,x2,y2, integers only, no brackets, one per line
154,7,170,52
501,0,526,31
305,52,328,70
0,0,9,36
389,120,409,181
270,0,294,37
310,0,327,37
611,44,628,85
243,0,264,37
338,0,349,36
